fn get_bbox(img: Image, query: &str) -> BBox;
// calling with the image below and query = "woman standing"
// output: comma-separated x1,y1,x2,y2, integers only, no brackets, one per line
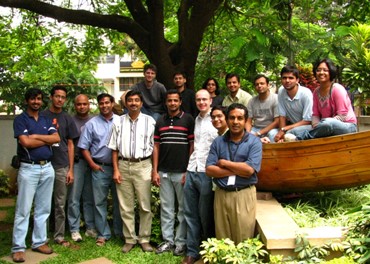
202,78,224,107
298,58,357,139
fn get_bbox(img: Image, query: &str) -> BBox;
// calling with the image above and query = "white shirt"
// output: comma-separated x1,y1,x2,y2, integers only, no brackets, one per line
187,112,218,172
107,112,156,159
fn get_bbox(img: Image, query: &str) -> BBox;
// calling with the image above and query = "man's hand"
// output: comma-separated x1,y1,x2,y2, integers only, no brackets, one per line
113,170,122,184
152,171,160,187
66,170,74,185
181,173,186,185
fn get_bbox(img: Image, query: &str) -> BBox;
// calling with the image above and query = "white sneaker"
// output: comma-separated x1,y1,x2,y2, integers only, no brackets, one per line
71,231,82,242
85,229,98,238
284,134,297,142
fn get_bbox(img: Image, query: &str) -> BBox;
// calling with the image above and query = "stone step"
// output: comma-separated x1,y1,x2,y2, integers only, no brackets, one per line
0,198,15,208
1,249,58,264
256,193,344,257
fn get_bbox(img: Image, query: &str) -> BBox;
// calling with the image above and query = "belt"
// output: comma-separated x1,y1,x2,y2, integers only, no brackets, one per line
219,185,253,192
20,159,50,165
93,159,113,166
120,156,150,163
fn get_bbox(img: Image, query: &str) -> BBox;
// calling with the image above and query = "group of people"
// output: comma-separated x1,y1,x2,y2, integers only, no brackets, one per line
11,58,357,264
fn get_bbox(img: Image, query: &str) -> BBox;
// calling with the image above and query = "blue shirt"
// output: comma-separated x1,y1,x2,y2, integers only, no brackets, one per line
14,112,57,162
278,84,313,124
78,114,119,163
206,131,262,188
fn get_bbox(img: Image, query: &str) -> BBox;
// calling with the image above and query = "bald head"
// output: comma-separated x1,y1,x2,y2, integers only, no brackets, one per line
195,89,212,116
74,94,90,117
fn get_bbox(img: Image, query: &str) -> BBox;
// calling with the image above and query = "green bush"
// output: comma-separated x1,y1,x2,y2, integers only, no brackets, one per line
0,170,10,197
200,236,268,263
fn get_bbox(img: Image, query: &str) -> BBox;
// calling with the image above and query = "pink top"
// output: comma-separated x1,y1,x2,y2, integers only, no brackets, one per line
312,83,357,125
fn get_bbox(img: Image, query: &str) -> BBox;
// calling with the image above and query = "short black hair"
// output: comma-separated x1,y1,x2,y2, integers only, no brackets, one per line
280,65,299,79
144,63,157,73
125,90,143,103
313,58,337,81
97,93,114,103
254,74,269,85
227,103,248,119
166,89,182,101
51,85,67,96
173,71,186,79
211,105,227,118
202,78,221,95
225,73,240,84
25,88,43,101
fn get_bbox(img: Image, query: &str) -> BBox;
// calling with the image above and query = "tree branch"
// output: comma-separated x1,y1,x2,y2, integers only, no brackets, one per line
0,0,150,51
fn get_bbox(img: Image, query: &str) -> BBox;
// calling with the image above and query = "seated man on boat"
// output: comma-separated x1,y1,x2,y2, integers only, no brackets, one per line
274,65,313,142
246,74,279,143
297,58,357,140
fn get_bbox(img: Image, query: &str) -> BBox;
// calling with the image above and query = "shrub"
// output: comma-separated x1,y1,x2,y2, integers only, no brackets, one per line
200,236,268,263
0,170,10,197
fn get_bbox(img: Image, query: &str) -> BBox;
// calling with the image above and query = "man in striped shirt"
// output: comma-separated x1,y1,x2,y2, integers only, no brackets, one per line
108,90,156,253
152,89,195,256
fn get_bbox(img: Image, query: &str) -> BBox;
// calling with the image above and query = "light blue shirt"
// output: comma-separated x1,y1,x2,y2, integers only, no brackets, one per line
78,114,119,163
278,84,313,124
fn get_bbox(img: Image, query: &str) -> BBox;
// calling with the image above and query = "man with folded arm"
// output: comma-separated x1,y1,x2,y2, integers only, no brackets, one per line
206,103,262,244
12,88,60,263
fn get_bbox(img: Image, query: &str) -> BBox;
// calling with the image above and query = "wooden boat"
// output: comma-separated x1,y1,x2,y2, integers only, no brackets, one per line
257,130,370,193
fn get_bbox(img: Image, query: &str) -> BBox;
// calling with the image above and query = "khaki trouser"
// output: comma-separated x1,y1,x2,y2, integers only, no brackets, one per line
214,185,256,244
116,158,152,244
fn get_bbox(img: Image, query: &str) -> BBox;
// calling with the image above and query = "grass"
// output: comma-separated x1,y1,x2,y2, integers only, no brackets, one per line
1,185,370,263
0,231,182,264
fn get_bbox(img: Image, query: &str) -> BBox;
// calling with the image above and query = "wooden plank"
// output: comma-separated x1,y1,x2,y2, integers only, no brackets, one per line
256,197,344,257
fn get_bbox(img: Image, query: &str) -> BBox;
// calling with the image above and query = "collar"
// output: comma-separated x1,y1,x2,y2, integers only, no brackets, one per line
224,129,249,144
165,111,184,120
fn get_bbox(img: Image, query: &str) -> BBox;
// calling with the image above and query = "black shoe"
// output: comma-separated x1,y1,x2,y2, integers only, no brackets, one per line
173,244,186,256
156,241,174,254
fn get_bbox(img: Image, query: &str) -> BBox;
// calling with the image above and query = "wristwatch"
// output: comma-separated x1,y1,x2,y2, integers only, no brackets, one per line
281,127,287,133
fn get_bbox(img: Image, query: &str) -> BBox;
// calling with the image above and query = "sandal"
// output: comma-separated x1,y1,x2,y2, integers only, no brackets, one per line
96,237,106,247
55,238,71,247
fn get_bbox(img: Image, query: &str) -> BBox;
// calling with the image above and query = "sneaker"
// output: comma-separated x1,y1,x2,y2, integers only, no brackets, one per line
173,244,186,256
71,231,82,242
284,134,297,142
85,229,98,238
156,241,174,254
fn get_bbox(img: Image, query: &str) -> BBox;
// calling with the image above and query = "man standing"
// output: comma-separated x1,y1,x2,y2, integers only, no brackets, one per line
182,90,218,264
42,86,79,247
152,90,195,255
222,73,252,107
274,65,313,142
246,74,279,142
107,90,156,253
130,63,167,120
68,94,97,242
12,88,60,263
173,72,198,118
78,93,123,246
206,103,262,244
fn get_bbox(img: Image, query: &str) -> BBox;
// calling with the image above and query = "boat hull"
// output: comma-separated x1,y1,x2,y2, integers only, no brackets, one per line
257,131,370,193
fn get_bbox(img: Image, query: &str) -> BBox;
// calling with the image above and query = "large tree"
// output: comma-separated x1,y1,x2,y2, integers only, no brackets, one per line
0,0,224,89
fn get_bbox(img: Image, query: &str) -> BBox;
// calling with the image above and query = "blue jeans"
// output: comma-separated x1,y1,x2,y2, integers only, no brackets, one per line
12,162,54,253
92,165,122,240
299,118,357,140
251,127,279,143
286,125,312,138
159,171,186,246
68,159,95,232
184,171,214,259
